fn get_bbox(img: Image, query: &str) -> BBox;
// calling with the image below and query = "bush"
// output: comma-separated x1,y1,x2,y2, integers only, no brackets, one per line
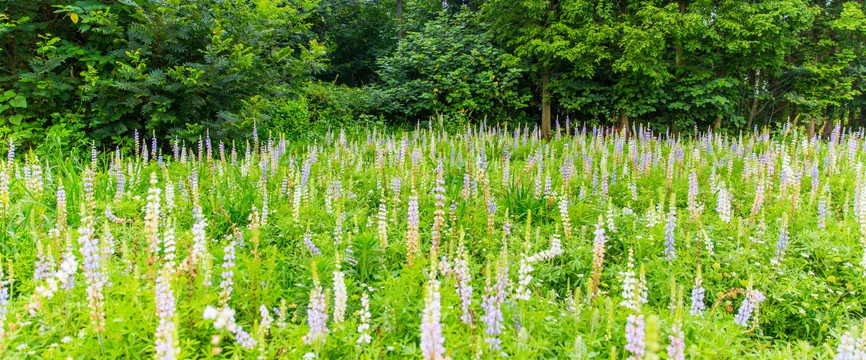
2,0,322,147
377,10,531,124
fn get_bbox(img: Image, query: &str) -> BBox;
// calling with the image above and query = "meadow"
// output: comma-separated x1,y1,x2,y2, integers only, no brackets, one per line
0,123,865,359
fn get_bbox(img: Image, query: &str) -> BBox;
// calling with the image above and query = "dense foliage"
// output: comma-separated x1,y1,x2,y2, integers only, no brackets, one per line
1,0,323,146
0,124,866,358
2,1,866,144
377,11,531,124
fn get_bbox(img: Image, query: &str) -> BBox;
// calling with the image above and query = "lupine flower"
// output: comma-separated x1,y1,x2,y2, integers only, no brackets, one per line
58,245,78,290
332,255,347,323
687,169,702,219
407,192,420,264
818,189,828,229
513,256,534,301
82,167,95,212
303,226,320,255
257,304,274,360
667,286,685,360
185,207,209,275
716,183,732,223
619,249,647,311
377,193,388,248
420,276,450,360
481,260,508,350
145,172,161,265
734,289,766,327
78,208,105,332
303,274,329,346
0,273,8,338
34,250,56,281
0,167,9,218
6,138,14,167
163,219,176,267
88,143,100,174
452,245,473,326
203,305,257,349
624,314,645,360
689,266,706,316
772,214,789,266
834,329,866,360
357,290,372,345
56,181,67,229
560,195,572,241
590,216,606,297
154,268,177,360
664,194,677,260
527,230,562,262
219,240,236,307
431,160,446,254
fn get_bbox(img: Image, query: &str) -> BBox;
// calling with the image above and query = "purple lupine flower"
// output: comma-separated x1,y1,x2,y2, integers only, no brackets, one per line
481,262,508,350
811,162,819,195
406,193,421,261
772,215,789,266
173,138,179,160
303,283,329,345
0,277,8,337
78,211,105,332
453,250,473,326
462,171,471,198
33,253,56,281
303,228,320,255
690,268,706,317
205,132,212,161
151,135,157,159
687,170,702,217
300,158,311,189
154,270,177,360
667,324,685,360
734,289,766,327
6,138,14,166
420,278,450,360
197,137,203,162
133,129,140,158
716,185,732,223
624,314,645,360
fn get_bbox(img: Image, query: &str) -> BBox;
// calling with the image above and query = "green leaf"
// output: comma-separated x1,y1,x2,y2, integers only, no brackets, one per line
9,96,27,108
8,115,23,125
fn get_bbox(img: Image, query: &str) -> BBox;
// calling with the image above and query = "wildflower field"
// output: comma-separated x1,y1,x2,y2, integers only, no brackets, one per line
2,124,866,359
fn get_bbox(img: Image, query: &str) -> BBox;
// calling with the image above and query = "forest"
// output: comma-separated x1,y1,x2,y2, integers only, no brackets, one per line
1,0,865,148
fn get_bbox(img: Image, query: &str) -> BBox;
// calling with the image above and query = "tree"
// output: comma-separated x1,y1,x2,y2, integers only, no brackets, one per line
377,11,530,124
483,0,612,138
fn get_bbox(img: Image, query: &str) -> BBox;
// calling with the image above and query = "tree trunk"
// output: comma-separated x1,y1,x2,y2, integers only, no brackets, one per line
541,65,551,139
808,117,816,139
714,117,722,131
675,0,686,71
822,118,834,139
396,0,403,42
747,70,760,128
619,109,630,138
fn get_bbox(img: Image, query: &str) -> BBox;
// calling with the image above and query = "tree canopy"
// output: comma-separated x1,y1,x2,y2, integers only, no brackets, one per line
1,0,865,146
